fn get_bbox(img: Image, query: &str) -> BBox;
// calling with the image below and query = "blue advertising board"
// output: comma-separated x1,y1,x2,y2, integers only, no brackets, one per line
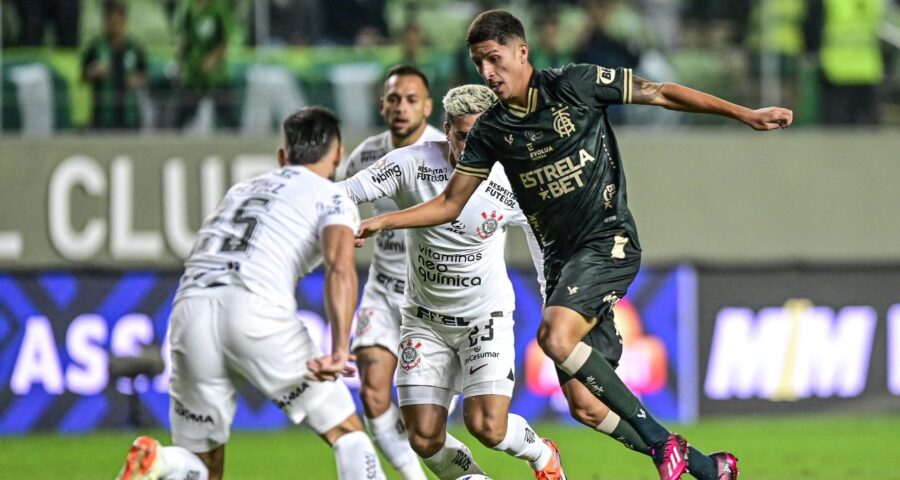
0,266,693,434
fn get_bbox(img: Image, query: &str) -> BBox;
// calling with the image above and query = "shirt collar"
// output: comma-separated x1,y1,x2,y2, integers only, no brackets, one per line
504,70,540,118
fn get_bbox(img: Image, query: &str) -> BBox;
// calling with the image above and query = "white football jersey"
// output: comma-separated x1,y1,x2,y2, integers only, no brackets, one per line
335,125,445,279
342,141,543,319
177,165,360,310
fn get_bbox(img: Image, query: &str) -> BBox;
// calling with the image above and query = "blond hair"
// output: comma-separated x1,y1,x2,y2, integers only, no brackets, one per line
442,84,497,120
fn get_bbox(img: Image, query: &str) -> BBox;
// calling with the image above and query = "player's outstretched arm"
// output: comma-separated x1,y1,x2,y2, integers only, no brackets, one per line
307,224,359,381
630,74,793,130
357,171,483,239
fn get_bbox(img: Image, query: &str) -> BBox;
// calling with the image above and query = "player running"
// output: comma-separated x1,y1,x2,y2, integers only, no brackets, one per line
358,10,794,480
334,64,444,480
340,84,565,480
115,107,386,480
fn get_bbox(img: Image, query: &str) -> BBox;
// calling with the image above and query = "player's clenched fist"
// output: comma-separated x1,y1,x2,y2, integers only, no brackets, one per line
743,107,793,131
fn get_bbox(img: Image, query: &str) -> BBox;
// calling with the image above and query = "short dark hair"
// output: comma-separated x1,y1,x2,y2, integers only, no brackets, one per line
466,10,526,46
384,64,430,92
282,107,341,165
102,0,127,16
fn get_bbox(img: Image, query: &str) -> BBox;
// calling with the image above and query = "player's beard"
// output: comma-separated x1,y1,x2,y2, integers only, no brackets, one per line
391,118,424,144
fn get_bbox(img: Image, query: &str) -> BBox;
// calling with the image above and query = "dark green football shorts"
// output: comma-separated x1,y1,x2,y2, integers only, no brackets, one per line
544,239,641,384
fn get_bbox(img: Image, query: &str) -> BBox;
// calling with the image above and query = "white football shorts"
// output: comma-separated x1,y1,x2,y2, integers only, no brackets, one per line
350,268,405,355
168,285,356,453
396,308,516,408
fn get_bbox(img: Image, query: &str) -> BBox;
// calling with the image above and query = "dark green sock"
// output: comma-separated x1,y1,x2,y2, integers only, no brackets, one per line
571,347,669,448
606,419,651,455
601,419,718,480
685,446,717,480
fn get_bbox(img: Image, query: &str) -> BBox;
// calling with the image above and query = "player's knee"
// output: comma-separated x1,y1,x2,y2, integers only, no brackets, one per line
470,420,507,448
463,407,506,447
537,322,575,364
407,429,443,458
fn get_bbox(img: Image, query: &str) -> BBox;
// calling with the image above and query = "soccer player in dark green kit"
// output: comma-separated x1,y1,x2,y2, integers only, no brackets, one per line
358,10,793,480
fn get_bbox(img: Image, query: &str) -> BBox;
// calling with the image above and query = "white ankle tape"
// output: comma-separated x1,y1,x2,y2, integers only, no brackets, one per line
559,342,592,375
596,411,621,434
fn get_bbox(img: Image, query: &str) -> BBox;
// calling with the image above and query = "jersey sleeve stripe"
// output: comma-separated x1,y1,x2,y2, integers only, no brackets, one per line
455,167,490,179
624,68,633,104
456,164,490,174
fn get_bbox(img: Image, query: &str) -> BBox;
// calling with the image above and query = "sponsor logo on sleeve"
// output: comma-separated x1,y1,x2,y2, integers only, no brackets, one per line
416,165,449,182
370,164,402,184
597,66,616,85
602,184,617,210
485,181,517,207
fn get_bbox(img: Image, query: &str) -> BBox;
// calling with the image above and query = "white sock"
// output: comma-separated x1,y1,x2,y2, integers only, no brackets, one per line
365,404,426,480
398,462,428,480
491,414,552,471
159,446,208,480
422,433,485,480
333,431,386,480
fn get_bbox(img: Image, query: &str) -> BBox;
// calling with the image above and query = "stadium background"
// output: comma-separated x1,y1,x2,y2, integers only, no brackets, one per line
1,0,899,478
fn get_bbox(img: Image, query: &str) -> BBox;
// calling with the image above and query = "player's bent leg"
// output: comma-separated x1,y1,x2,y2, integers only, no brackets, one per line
319,414,387,480
357,345,398,418
461,393,510,447
543,306,688,479
356,346,426,480
400,402,449,459
536,306,597,364
399,386,485,480
304,380,387,479
560,379,725,480
166,293,235,480
463,393,564,479
560,379,650,455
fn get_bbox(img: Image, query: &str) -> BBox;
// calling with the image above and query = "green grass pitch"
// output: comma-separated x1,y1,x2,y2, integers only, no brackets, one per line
2,414,897,479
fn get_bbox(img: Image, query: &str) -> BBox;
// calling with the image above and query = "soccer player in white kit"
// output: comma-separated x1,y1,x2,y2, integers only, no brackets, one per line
115,107,386,480
341,85,567,480
334,65,444,480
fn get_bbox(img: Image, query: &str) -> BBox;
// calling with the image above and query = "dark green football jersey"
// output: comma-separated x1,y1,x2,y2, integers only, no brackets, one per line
456,64,640,262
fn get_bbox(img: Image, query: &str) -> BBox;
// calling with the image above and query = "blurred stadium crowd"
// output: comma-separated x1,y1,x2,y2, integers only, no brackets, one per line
2,0,899,135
